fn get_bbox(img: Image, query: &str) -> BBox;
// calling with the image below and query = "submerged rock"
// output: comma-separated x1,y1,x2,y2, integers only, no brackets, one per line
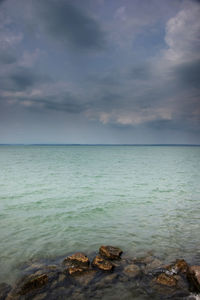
155,273,177,287
64,252,90,268
0,282,12,300
17,273,48,295
145,258,163,273
31,292,47,300
188,266,200,292
72,269,96,286
99,245,123,260
5,247,200,300
92,255,114,271
132,254,154,265
123,264,141,277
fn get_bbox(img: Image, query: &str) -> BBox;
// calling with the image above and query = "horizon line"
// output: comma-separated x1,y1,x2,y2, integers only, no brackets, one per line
0,144,200,146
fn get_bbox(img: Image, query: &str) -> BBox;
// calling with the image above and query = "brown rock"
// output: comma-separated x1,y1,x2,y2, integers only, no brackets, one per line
123,264,140,277
174,259,189,273
166,259,189,274
18,274,48,295
68,267,88,276
99,245,123,260
155,273,177,287
64,252,89,267
92,255,114,271
187,265,200,292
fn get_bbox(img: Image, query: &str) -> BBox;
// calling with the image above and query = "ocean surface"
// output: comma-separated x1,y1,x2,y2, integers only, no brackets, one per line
0,145,200,286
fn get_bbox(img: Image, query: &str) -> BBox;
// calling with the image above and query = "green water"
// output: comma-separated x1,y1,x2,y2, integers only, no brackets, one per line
0,146,200,284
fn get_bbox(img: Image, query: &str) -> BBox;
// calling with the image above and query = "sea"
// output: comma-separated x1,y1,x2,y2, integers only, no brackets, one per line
0,145,200,293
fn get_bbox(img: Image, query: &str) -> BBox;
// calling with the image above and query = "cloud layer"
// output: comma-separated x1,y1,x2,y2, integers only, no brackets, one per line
0,0,199,143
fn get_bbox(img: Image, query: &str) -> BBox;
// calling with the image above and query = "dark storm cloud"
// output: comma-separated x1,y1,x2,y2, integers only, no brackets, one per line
31,94,88,114
0,0,199,143
34,0,105,50
10,68,43,89
174,59,200,89
0,67,51,91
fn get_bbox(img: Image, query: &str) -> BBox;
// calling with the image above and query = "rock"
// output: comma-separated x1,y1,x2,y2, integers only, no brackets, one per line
132,255,154,265
187,265,200,292
92,255,114,271
64,253,89,268
73,270,96,286
165,259,189,275
58,274,66,283
50,286,71,299
32,292,47,300
173,274,189,290
123,264,140,277
22,262,46,273
68,267,88,276
18,274,48,295
155,273,177,287
101,273,118,283
94,273,118,289
99,245,123,260
0,283,11,300
51,281,57,290
145,258,163,273
64,253,90,276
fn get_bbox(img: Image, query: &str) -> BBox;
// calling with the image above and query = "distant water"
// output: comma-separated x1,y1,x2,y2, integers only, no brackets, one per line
0,145,200,284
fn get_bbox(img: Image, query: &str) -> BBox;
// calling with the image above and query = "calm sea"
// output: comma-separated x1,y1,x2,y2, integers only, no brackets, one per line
0,145,200,284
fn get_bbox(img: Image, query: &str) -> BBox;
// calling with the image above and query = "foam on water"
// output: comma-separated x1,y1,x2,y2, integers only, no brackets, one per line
0,145,200,284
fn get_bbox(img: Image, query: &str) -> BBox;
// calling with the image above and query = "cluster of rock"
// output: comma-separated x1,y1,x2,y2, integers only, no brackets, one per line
1,246,200,299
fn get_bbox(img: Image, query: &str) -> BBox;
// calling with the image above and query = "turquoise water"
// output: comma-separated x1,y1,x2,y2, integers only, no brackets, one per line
0,145,200,284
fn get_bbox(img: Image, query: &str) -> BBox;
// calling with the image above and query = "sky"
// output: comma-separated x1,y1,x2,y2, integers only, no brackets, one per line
0,0,200,144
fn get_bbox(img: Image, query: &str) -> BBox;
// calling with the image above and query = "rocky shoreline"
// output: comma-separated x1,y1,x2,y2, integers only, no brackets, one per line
1,245,200,300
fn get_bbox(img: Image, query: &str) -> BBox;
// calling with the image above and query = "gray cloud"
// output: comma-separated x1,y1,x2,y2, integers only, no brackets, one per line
34,0,105,51
0,51,17,64
29,94,88,114
174,59,200,89
0,67,51,91
130,63,151,80
0,0,199,143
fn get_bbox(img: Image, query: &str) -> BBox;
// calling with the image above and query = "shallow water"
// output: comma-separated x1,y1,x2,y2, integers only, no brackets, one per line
0,145,200,286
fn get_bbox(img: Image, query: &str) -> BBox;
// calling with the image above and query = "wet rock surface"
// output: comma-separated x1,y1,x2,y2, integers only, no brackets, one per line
63,252,91,277
64,252,89,268
155,273,177,287
18,274,48,295
0,283,11,300
92,255,114,271
99,245,123,260
188,266,200,292
166,259,189,275
123,264,141,277
2,246,200,299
